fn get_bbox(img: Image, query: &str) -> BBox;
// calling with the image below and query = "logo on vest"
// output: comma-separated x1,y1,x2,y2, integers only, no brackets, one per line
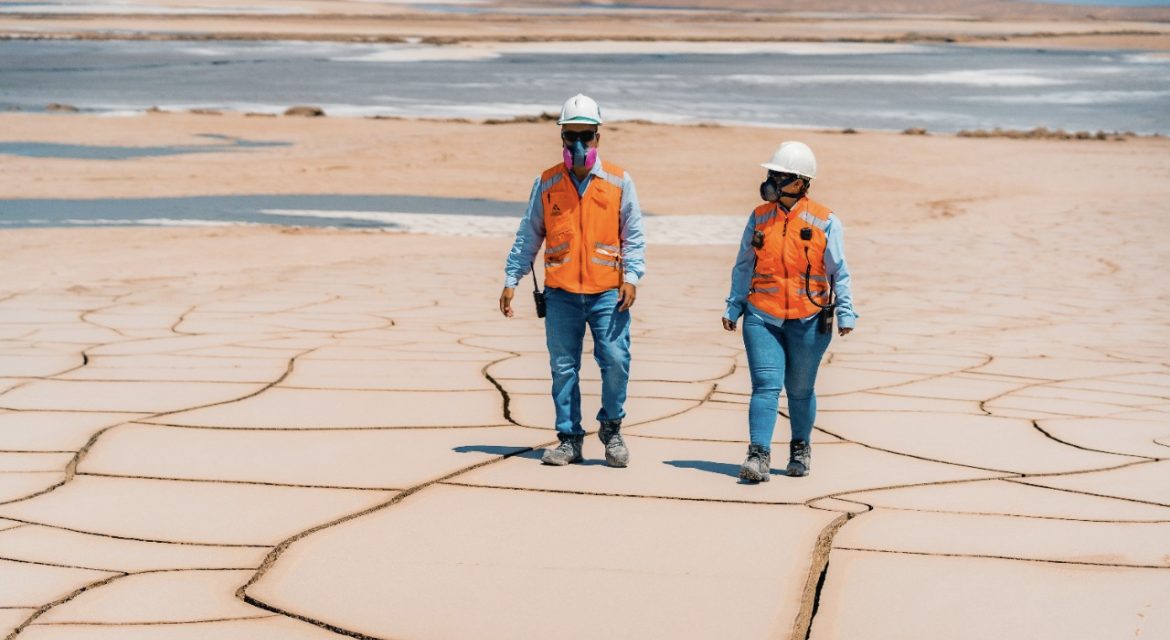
551,204,563,216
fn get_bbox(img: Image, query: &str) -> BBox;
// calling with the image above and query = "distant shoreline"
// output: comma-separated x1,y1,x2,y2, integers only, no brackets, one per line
2,2,1169,52
4,108,1164,141
3,28,1170,51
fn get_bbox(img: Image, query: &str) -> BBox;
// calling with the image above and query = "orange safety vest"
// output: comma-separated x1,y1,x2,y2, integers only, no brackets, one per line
539,160,625,294
748,196,834,320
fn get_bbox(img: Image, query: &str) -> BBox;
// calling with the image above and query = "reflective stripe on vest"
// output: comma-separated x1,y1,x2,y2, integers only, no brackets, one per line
540,173,564,195
540,160,625,294
747,197,835,320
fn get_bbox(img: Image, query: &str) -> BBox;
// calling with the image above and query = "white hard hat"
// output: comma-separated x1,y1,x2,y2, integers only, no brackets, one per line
761,141,816,179
557,93,603,126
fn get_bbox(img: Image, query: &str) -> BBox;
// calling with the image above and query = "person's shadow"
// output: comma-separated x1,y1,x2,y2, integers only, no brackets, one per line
664,460,781,483
453,445,611,466
453,445,541,460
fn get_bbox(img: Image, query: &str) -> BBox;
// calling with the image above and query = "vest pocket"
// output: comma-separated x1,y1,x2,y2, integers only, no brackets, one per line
545,190,576,234
749,267,779,296
591,242,620,270
545,238,572,270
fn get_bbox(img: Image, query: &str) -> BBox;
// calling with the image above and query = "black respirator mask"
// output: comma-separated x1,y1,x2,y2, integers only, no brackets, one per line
760,172,806,203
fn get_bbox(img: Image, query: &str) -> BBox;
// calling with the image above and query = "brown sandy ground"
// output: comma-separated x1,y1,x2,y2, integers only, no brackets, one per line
0,111,1169,638
3,111,1170,223
2,0,1170,50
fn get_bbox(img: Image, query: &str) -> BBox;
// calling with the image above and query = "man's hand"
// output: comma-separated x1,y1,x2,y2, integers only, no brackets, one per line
617,283,637,312
839,327,853,337
499,287,515,318
722,317,736,332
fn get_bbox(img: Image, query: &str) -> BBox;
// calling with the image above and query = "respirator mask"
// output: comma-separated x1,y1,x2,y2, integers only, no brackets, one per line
562,129,597,170
760,171,806,202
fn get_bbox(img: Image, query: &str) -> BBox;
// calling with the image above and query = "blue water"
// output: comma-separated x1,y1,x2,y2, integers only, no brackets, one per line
1,39,1168,134
0,194,525,229
0,134,289,159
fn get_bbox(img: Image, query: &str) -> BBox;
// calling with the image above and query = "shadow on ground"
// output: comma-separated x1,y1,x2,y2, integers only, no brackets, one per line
665,459,783,480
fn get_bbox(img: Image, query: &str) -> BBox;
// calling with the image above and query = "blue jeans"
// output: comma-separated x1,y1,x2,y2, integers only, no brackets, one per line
544,287,631,436
742,312,831,449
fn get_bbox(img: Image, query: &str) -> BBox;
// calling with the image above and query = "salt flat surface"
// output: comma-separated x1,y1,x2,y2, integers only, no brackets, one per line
0,187,1167,638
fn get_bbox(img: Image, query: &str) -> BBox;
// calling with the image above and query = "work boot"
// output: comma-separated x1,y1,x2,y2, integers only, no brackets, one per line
739,444,771,483
787,440,811,477
541,433,584,466
598,420,629,468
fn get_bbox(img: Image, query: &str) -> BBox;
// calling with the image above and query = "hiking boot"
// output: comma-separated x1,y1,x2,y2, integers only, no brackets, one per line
739,444,771,483
541,433,584,466
787,440,811,477
598,420,629,468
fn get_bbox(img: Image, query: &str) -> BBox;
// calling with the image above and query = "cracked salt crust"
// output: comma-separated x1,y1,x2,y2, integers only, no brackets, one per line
149,387,505,429
818,411,1135,474
1020,460,1170,507
79,423,544,489
856,479,1170,522
247,484,838,640
501,378,713,401
281,357,495,391
0,380,28,395
454,438,994,505
811,551,1170,639
0,413,145,451
59,355,289,383
0,476,395,546
83,334,280,357
0,558,113,608
626,403,845,444
835,509,1170,567
0,356,85,378
0,611,34,640
0,454,74,474
0,380,266,414
971,356,1165,381
0,474,66,504
15,615,343,640
506,394,699,431
35,570,259,625
0,524,267,573
813,392,982,413
1037,418,1170,459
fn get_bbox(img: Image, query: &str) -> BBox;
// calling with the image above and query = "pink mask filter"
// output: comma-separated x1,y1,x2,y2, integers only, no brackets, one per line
563,142,597,171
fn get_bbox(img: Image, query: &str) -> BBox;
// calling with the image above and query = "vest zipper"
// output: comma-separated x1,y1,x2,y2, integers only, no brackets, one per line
780,205,790,313
578,180,585,292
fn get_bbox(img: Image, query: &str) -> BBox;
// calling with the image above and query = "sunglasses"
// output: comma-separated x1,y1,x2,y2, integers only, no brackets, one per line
768,170,799,181
561,130,597,144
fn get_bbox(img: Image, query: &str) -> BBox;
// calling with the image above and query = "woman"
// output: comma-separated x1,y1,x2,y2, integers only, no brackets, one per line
722,141,857,482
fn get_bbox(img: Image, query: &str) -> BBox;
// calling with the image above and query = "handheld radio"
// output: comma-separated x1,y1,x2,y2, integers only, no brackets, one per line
530,262,546,318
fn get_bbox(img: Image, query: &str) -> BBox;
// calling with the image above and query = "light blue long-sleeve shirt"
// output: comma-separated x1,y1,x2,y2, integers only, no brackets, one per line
503,155,646,289
723,206,858,330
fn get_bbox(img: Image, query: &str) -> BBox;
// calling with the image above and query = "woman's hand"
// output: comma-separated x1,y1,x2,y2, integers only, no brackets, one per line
838,327,852,336
617,283,637,312
722,318,737,332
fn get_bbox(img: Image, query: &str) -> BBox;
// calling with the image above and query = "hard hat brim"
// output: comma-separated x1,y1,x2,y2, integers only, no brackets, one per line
760,162,812,178
557,116,603,125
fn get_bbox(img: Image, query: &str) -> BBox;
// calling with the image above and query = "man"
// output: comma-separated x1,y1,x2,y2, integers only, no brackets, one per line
499,93,646,467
